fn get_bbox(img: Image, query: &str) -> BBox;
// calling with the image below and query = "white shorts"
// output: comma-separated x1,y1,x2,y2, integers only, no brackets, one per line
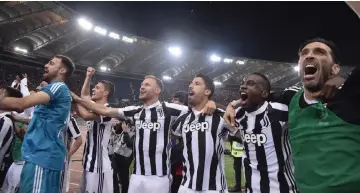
178,185,229,193
128,174,170,193
1,161,24,193
60,160,71,193
80,170,113,193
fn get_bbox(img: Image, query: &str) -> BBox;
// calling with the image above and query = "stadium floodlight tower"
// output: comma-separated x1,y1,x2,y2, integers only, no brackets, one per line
213,80,223,86
14,47,28,54
210,54,221,62
78,18,93,31
100,66,107,71
94,26,107,36
168,46,182,57
162,75,172,81
236,60,245,65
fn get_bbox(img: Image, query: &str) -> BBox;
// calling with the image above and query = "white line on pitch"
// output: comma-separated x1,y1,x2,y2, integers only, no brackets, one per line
70,183,79,186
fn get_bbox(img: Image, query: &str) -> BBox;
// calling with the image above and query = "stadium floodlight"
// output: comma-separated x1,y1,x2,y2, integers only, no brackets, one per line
162,75,172,81
210,54,221,62
108,68,111,71
294,66,299,71
224,58,233,63
168,46,182,57
236,60,245,65
122,36,134,43
94,26,107,36
78,18,92,31
109,32,120,40
14,47,28,54
213,81,222,86
100,66,107,71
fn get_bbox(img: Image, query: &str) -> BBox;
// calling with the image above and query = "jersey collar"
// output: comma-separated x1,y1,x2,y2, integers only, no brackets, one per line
246,101,268,116
144,100,161,109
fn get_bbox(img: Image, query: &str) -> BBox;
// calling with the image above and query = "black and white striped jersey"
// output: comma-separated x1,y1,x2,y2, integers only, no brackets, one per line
116,100,189,176
64,116,81,154
0,113,15,169
83,104,116,173
172,109,230,192
235,100,298,193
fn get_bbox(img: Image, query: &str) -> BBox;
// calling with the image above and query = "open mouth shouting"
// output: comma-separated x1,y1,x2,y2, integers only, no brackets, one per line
188,90,195,96
239,91,249,106
303,64,318,80
43,69,49,77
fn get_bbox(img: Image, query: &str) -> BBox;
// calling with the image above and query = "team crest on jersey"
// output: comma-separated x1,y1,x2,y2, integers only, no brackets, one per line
260,115,270,128
156,106,164,117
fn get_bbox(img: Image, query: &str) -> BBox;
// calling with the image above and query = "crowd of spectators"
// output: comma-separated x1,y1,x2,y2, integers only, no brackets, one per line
0,63,240,106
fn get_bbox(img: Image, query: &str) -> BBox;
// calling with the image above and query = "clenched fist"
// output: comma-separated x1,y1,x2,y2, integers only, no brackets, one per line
86,67,96,77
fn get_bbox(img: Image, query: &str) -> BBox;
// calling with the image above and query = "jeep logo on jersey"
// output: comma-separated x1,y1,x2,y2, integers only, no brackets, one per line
243,133,267,146
136,120,161,131
184,122,209,133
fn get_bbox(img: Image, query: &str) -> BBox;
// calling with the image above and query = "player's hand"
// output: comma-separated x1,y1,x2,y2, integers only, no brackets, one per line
201,100,216,115
86,67,96,77
227,126,239,136
70,91,81,103
313,75,345,101
224,103,236,127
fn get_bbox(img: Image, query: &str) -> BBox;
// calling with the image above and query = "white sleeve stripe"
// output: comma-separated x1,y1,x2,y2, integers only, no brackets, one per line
50,83,64,94
50,83,62,94
286,88,300,92
50,83,61,92
270,102,288,111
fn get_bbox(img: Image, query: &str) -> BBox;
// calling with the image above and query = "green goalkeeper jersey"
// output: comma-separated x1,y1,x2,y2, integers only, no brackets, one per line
12,122,24,161
289,88,360,193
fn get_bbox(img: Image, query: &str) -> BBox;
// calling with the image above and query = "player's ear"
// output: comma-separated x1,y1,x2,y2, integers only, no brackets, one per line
104,90,109,97
261,89,269,99
155,87,161,95
59,67,68,76
205,88,211,97
331,63,340,76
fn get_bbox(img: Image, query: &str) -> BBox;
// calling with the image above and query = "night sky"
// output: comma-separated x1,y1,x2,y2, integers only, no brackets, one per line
63,1,360,66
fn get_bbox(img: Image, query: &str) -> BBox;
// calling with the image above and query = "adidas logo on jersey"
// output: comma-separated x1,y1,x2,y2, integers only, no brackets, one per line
136,120,161,131
243,133,267,146
184,122,209,133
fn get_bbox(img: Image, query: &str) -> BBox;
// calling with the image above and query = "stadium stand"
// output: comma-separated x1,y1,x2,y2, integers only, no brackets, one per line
0,1,353,93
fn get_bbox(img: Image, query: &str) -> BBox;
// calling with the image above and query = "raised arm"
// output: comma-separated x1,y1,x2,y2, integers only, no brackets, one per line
20,74,30,97
81,67,95,100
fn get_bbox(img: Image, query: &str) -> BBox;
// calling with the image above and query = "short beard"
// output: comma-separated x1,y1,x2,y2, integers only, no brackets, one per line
41,76,51,83
304,83,322,93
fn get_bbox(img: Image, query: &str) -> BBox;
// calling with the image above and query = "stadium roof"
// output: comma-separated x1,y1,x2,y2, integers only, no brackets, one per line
0,1,353,89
